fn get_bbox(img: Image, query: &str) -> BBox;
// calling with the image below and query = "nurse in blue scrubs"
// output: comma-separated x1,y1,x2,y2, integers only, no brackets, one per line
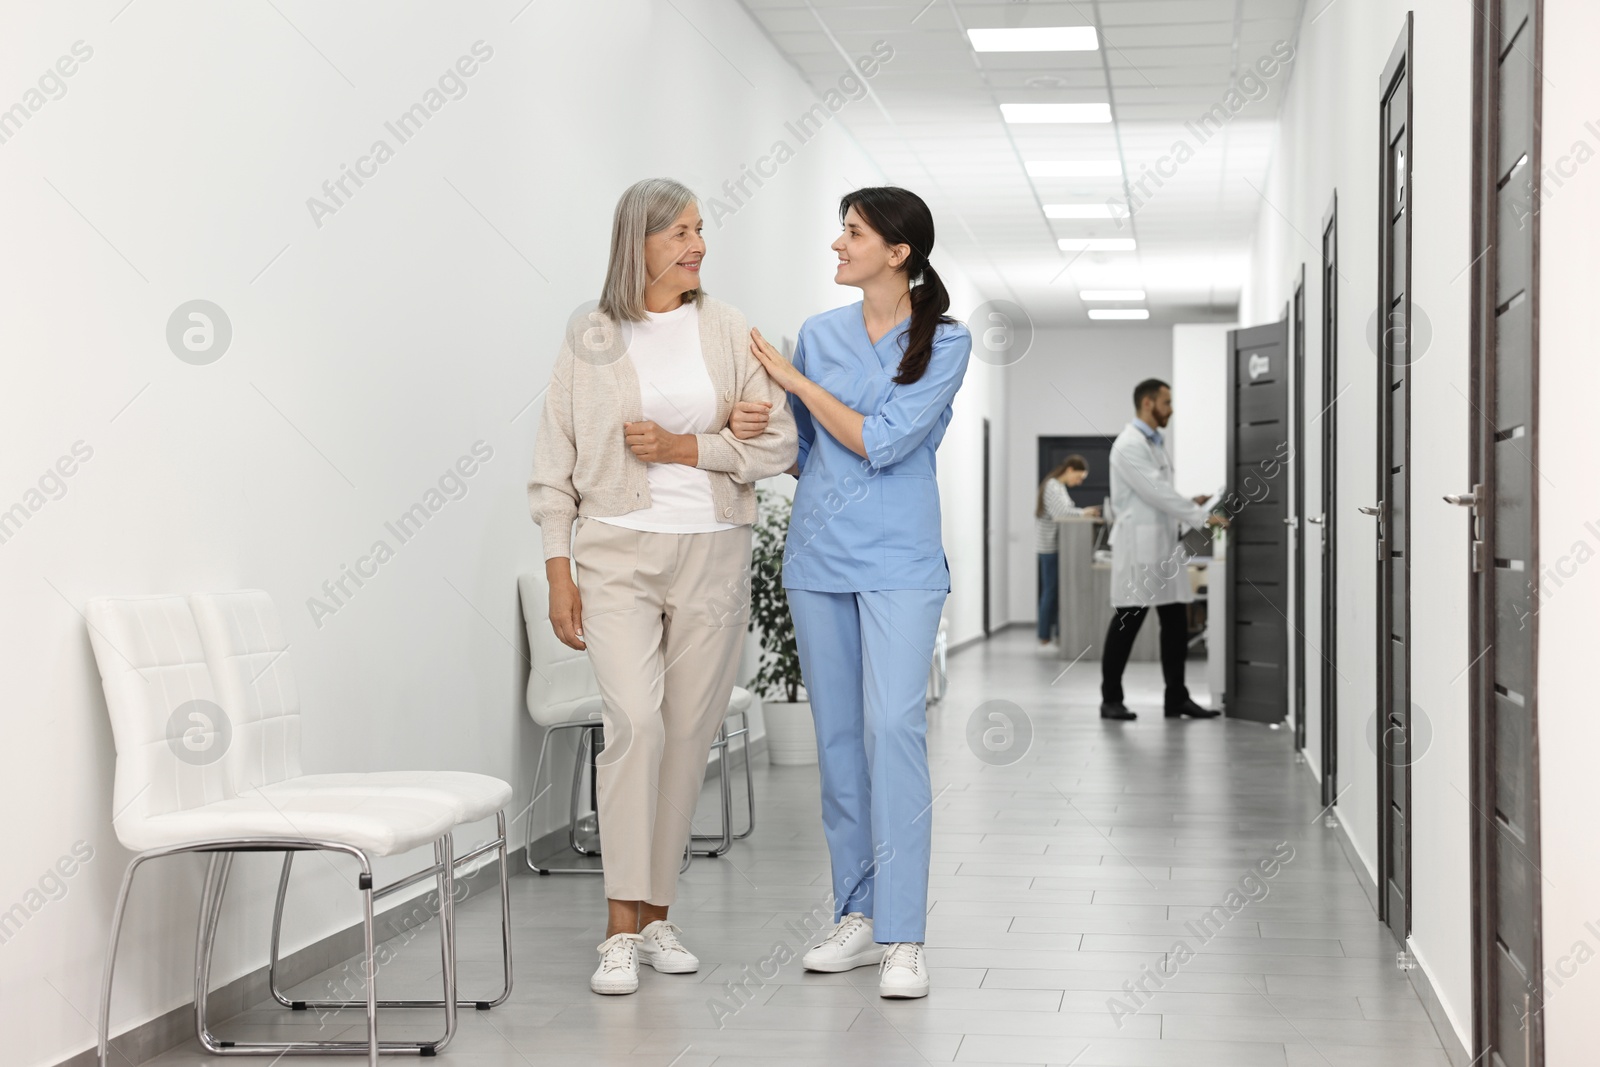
742,186,971,999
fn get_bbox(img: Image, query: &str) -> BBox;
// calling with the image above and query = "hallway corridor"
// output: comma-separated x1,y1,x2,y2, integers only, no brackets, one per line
146,629,1450,1067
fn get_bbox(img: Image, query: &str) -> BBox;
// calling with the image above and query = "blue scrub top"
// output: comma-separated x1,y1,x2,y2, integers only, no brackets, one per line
782,302,972,593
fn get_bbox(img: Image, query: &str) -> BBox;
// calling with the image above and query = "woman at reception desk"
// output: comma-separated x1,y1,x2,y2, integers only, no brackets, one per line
1034,456,1097,651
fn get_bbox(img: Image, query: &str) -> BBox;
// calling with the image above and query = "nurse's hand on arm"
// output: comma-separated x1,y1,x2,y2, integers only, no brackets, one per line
750,327,867,459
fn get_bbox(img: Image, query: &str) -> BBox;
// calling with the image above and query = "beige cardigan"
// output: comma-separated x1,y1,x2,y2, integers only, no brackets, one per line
527,296,798,560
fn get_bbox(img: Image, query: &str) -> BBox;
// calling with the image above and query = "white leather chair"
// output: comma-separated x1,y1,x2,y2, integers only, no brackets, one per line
86,594,461,1066
517,570,754,872
189,590,514,1013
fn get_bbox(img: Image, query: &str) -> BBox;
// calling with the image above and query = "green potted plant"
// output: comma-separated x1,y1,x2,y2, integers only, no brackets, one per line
747,488,815,765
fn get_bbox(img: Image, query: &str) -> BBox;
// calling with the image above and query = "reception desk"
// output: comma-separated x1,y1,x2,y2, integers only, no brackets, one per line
1054,516,1213,666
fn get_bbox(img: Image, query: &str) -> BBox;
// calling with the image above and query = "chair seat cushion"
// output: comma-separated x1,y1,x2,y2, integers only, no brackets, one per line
262,772,512,823
123,791,458,857
540,695,604,726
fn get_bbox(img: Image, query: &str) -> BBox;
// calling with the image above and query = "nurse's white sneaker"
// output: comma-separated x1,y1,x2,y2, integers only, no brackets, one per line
878,942,930,999
590,932,642,994
637,920,699,973
802,912,885,972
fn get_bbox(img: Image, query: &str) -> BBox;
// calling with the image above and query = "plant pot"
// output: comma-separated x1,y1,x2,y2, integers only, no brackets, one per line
762,700,817,766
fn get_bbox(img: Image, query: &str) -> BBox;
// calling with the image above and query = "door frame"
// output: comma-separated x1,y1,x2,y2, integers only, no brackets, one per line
1469,0,1545,1060
1375,13,1414,941
1291,265,1307,753
1319,193,1340,810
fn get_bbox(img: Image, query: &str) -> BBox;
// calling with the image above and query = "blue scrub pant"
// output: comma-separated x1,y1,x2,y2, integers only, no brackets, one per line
787,587,945,944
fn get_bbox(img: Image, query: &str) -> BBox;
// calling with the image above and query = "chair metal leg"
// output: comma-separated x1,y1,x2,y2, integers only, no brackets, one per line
98,853,152,1067
528,720,605,875
733,710,755,840
195,853,234,1051
485,810,514,1006
569,725,602,857
268,851,296,1007
691,727,735,857
358,862,379,1067
269,817,513,1011
432,836,458,1052
524,724,556,872
181,838,452,1057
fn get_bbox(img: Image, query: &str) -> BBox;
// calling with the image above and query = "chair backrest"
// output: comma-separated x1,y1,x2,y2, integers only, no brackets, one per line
190,590,303,790
518,571,602,726
84,594,237,843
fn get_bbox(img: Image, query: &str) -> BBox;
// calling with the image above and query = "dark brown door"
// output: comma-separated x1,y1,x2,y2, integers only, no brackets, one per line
1319,195,1340,810
1225,319,1290,724
1369,16,1414,947
1291,267,1307,753
1469,1,1545,1064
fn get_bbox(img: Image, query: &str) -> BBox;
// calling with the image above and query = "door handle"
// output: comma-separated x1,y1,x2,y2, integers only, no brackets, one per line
1282,517,1298,527
1306,515,1325,525
1359,503,1387,562
1445,484,1487,573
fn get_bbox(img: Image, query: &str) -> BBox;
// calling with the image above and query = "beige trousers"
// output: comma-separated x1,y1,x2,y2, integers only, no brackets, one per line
572,517,751,905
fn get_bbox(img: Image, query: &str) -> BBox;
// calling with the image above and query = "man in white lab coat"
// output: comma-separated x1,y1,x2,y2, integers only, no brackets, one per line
1100,379,1228,721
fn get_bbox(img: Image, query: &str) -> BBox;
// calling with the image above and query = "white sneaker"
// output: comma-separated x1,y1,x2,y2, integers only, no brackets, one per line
637,920,699,974
590,932,642,995
802,912,885,972
878,942,930,999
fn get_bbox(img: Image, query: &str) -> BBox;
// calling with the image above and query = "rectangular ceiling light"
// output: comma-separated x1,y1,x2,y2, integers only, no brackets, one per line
1026,160,1122,177
1088,309,1151,320
968,27,1098,52
1080,289,1147,301
1001,103,1111,124
1045,204,1128,219
1058,238,1136,251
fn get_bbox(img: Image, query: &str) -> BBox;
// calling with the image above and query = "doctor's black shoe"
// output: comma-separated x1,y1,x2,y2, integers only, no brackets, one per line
1165,700,1221,719
1100,702,1137,720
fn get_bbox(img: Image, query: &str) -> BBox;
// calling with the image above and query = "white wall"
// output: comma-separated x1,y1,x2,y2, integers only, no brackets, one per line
1170,323,1237,499
935,271,1007,649
1535,3,1600,1060
1002,325,1173,625
1239,0,1476,1046
0,4,996,1064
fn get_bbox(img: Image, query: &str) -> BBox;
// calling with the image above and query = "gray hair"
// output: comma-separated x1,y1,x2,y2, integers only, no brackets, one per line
598,178,703,322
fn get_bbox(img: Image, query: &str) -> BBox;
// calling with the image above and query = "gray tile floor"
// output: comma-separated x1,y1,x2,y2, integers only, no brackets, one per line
145,628,1448,1066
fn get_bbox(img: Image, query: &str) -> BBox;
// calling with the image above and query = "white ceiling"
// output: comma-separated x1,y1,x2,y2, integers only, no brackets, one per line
738,0,1308,327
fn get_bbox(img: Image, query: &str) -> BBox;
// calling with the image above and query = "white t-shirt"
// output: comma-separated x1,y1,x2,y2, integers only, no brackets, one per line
593,301,737,534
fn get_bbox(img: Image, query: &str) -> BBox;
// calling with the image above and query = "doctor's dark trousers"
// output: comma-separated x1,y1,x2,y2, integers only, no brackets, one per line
788,586,944,944
1100,603,1192,710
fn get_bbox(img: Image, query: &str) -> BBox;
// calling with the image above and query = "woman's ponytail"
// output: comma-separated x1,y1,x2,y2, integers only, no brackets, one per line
899,259,951,385
839,187,957,385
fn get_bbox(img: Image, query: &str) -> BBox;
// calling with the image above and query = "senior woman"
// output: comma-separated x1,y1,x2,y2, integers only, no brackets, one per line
528,178,797,996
